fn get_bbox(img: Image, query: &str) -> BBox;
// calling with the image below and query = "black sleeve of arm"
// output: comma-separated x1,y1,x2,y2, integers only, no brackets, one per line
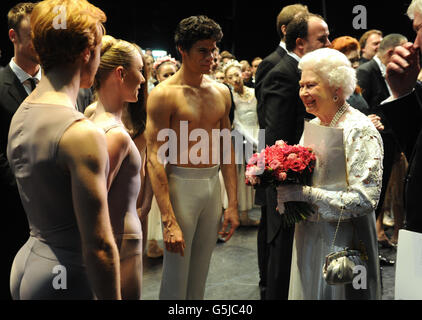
262,71,299,146
376,90,422,159
356,67,372,108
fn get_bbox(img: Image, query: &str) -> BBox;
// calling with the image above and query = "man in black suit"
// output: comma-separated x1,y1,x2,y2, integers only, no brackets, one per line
357,34,408,109
260,13,330,299
357,34,408,249
378,0,422,234
250,57,262,87
358,29,383,66
253,3,309,300
0,2,40,300
255,4,309,126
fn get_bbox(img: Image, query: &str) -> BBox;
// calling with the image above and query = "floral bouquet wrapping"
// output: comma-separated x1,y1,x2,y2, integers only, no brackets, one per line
245,140,316,227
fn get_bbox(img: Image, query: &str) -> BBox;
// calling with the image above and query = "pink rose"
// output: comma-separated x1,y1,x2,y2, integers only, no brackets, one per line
269,159,282,171
246,165,264,176
287,153,298,161
275,140,287,148
257,152,266,165
277,171,287,181
247,153,259,165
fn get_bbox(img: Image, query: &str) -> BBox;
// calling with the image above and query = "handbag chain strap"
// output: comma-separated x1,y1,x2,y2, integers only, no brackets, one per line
329,206,344,253
328,135,349,253
329,206,366,260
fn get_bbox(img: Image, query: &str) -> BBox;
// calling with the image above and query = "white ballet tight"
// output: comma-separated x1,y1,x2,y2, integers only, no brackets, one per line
159,165,222,300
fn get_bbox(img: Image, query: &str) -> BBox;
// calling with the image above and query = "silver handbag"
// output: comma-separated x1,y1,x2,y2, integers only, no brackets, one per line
323,248,366,285
322,208,367,285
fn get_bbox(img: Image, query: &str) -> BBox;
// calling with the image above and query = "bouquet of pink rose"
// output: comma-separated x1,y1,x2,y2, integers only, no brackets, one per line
245,140,317,227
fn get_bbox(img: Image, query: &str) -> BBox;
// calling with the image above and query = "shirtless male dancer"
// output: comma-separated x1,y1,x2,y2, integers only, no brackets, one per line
145,15,239,300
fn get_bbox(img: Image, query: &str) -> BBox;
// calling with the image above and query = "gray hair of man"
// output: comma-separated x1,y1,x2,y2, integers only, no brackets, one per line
298,48,357,100
378,33,408,55
408,0,422,19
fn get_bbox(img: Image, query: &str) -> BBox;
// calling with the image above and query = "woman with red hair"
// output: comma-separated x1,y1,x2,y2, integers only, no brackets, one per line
331,36,370,115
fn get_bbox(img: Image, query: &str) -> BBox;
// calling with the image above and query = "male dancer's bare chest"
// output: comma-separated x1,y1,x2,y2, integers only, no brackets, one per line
170,88,225,132
166,89,227,167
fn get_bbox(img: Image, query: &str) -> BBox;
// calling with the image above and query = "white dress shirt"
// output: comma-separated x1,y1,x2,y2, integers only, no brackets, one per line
287,51,301,63
373,55,393,97
9,58,42,95
279,41,287,53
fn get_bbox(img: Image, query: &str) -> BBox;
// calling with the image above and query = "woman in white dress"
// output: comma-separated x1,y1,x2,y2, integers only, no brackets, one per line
276,48,383,299
223,61,260,226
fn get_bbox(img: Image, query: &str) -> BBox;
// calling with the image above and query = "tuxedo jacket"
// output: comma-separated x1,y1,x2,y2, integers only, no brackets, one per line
259,54,314,243
0,65,30,299
378,83,422,233
255,46,287,129
76,88,94,113
357,58,400,192
254,46,287,206
356,59,390,110
356,58,397,146
358,57,370,66
0,65,28,190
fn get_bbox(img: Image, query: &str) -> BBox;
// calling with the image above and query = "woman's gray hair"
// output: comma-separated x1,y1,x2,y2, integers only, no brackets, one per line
407,0,422,19
298,48,356,100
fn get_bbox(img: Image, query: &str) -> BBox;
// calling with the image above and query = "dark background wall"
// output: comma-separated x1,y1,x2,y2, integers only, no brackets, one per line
0,0,415,65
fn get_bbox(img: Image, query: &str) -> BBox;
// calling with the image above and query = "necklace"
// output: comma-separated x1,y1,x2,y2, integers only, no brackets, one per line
329,102,349,127
234,87,252,101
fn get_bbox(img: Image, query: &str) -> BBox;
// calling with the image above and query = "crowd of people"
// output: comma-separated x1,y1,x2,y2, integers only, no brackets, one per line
1,0,422,300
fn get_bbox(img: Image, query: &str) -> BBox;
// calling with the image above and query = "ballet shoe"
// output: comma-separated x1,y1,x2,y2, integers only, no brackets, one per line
146,240,164,258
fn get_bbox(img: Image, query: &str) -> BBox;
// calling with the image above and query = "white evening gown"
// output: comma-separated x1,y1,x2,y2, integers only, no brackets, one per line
288,106,383,300
232,87,259,211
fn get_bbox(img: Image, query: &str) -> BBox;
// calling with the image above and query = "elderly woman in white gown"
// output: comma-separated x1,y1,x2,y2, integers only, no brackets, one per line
276,48,383,300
